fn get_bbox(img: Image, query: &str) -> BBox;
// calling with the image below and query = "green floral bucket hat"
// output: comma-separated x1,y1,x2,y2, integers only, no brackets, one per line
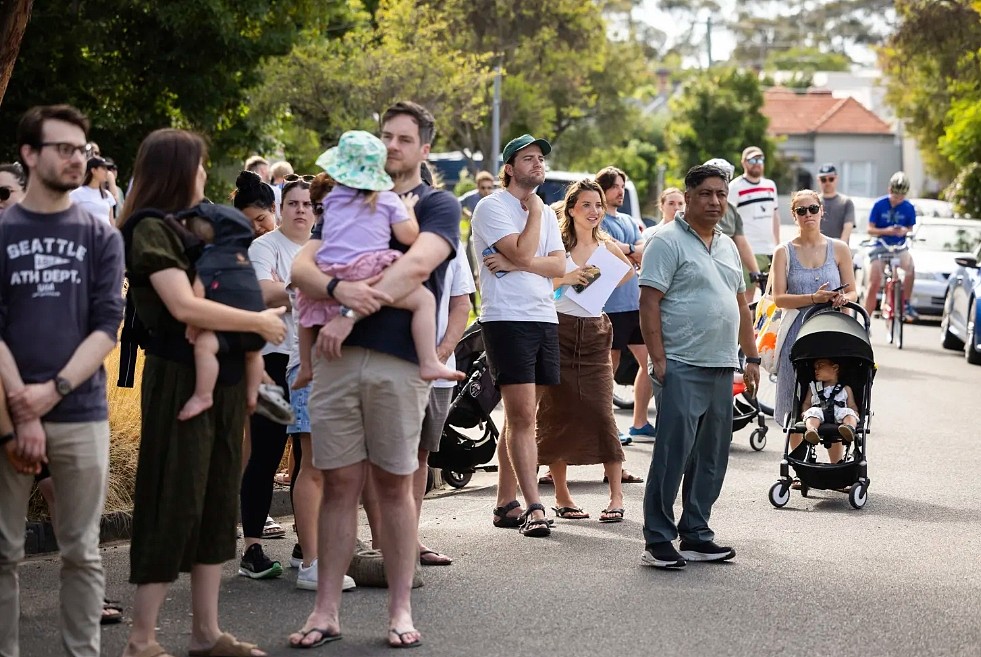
315,130,394,192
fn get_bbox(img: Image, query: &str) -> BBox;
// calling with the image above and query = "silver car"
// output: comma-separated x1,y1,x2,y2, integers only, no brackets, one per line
908,218,981,316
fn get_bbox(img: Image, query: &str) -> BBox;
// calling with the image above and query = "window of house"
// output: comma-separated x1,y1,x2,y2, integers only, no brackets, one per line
842,161,875,197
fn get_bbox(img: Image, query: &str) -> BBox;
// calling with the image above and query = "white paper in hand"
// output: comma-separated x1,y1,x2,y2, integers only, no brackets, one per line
563,245,631,315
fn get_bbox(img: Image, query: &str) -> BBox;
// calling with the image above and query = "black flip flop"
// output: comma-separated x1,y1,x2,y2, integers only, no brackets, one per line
599,508,625,523
290,627,341,649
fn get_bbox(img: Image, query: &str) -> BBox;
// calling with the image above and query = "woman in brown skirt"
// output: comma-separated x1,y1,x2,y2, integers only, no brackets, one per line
537,179,636,523
118,130,287,657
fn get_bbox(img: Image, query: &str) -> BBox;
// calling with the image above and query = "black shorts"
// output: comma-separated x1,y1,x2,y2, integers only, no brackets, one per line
481,320,560,386
608,310,645,350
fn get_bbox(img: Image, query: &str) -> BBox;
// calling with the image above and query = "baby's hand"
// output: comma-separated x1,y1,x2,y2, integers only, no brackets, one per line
401,192,419,211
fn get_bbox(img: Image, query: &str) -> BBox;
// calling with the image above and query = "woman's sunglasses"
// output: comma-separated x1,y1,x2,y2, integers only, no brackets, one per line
794,204,822,216
0,186,18,201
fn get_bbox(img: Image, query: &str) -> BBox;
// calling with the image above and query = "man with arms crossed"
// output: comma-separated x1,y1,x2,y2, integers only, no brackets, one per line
471,134,565,538
729,146,779,304
638,164,760,569
0,104,125,657
288,101,459,649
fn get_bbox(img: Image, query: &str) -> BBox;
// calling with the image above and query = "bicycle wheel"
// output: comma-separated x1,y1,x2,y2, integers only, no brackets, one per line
883,278,894,344
894,274,904,348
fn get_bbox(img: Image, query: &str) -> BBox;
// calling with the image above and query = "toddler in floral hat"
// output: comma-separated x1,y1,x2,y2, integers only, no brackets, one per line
292,130,463,387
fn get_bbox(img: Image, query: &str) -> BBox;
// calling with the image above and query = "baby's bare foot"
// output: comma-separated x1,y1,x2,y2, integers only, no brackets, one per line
178,393,213,421
419,362,465,382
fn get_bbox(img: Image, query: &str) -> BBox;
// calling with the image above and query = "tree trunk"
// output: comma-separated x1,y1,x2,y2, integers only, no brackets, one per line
0,0,34,107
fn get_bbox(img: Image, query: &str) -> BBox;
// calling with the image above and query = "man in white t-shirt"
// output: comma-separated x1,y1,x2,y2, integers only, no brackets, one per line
416,241,475,565
728,146,779,303
471,134,565,538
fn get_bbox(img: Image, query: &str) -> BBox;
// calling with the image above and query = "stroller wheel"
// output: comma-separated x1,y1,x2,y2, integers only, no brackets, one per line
849,482,868,509
442,470,473,489
749,428,767,451
768,481,790,508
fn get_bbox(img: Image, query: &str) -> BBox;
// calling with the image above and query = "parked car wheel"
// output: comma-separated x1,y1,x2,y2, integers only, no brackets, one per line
966,298,981,365
940,293,965,350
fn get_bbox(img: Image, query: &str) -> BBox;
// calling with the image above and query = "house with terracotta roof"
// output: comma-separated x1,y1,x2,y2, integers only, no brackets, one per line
762,86,901,198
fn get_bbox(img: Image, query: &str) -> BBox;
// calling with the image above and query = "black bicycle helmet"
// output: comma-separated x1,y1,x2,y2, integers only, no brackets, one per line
889,171,910,195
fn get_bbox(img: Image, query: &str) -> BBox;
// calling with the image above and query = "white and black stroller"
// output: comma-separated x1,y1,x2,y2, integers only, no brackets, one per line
768,302,876,510
427,322,501,488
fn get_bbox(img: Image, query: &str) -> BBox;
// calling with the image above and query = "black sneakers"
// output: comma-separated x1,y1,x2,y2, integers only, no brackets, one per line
640,542,687,569
238,543,284,579
678,539,736,562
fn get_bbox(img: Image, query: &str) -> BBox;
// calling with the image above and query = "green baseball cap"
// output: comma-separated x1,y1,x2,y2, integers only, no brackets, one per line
502,134,551,165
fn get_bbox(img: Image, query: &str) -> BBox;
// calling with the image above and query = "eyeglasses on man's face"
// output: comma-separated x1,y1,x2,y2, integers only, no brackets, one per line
794,204,822,216
819,176,836,183
39,142,87,159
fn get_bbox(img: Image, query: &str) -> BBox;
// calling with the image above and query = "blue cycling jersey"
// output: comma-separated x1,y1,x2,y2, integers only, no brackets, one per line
868,196,916,246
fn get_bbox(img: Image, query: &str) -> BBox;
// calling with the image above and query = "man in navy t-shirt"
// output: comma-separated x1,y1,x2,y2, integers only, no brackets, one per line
863,171,917,319
289,102,458,650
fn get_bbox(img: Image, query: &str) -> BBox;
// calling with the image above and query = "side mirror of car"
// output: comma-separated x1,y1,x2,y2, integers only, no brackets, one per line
954,255,979,268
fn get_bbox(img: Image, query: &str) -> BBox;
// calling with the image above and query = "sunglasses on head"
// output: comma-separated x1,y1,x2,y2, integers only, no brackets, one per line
819,176,836,183
794,204,822,216
284,174,315,183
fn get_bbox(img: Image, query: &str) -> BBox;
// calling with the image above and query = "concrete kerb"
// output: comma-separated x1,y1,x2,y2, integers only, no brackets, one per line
24,471,451,556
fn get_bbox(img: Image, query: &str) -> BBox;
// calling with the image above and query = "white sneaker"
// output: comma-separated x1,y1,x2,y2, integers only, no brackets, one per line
262,516,285,539
296,559,356,591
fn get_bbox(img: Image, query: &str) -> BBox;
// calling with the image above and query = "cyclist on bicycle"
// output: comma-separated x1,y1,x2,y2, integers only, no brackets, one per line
862,171,917,320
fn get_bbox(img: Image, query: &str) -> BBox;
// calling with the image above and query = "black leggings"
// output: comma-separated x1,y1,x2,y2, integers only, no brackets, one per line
240,352,290,539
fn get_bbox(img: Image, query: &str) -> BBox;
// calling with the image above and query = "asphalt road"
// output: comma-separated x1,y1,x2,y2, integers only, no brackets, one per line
17,320,981,657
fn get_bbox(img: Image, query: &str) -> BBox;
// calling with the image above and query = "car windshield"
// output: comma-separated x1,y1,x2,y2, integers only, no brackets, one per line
913,223,981,253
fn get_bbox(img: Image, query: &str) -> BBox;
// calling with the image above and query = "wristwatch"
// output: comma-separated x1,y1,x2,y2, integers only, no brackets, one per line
339,305,360,321
54,375,73,397
745,356,762,365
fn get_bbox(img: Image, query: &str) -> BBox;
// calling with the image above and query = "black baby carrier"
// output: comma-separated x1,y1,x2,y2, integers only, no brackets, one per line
768,302,876,510
428,321,502,488
117,203,266,387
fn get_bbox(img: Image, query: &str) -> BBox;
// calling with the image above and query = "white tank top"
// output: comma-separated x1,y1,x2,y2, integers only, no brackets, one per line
554,252,601,318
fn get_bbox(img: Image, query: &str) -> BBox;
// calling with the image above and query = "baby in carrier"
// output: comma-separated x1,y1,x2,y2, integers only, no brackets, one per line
800,357,860,445
178,213,268,421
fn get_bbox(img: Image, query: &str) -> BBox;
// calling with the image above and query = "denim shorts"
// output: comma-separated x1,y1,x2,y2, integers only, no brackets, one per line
285,365,311,435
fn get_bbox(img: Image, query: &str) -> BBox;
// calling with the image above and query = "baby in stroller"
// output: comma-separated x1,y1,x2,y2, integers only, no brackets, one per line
800,358,859,446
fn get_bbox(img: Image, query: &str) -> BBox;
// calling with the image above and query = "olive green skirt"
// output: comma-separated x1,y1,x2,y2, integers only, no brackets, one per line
129,354,247,584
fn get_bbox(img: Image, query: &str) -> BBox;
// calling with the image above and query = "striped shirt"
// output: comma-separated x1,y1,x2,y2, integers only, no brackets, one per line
728,175,778,255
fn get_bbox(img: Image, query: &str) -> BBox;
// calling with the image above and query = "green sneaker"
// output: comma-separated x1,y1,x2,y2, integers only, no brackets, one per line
238,544,283,579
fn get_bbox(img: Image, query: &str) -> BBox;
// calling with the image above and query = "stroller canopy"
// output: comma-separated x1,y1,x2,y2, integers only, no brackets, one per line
789,309,874,364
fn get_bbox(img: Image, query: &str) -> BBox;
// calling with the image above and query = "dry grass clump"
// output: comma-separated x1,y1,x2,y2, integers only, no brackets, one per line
27,346,145,521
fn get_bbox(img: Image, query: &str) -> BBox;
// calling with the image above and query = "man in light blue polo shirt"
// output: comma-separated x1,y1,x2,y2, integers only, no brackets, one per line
637,164,761,570
596,166,655,447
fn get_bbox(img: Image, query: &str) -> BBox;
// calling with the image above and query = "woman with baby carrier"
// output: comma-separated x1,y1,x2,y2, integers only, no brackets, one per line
771,188,857,468
117,129,286,657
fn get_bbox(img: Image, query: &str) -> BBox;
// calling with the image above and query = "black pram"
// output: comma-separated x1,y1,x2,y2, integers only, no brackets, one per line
428,322,501,488
768,302,876,510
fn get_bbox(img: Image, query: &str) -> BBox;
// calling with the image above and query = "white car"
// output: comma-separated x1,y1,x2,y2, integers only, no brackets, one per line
855,217,981,317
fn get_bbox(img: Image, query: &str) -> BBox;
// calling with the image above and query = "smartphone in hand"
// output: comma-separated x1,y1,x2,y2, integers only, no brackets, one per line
482,246,508,278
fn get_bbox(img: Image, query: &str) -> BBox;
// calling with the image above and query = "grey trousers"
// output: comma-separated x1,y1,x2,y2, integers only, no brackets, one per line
643,360,733,546
0,421,109,657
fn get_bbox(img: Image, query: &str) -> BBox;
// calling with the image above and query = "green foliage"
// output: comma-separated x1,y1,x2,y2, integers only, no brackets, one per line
664,67,778,184
251,0,493,158
945,163,981,218
765,47,851,73
880,0,981,180
0,0,347,189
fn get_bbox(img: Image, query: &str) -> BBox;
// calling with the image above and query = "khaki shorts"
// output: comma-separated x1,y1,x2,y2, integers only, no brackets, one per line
420,386,454,453
308,347,431,475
